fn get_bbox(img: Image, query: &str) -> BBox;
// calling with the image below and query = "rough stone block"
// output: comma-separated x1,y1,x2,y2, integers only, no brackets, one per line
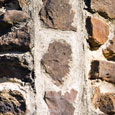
86,17,109,50
103,34,115,61
89,60,115,83
45,91,75,115
0,26,31,52
92,87,115,114
91,0,115,19
0,90,26,115
40,0,77,31
41,41,72,85
0,56,32,82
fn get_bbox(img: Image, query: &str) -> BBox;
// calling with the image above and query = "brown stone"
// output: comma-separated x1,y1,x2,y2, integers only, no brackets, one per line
41,41,72,85
0,56,32,82
45,91,75,115
64,89,77,103
89,60,115,83
103,35,115,61
0,26,31,52
92,87,115,114
40,0,76,31
0,90,26,115
86,17,109,50
91,0,115,19
0,10,30,25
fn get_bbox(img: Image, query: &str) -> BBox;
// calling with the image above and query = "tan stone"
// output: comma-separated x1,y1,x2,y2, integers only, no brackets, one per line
92,87,115,114
40,0,76,31
103,34,115,61
0,90,26,115
89,60,115,83
86,17,109,50
91,0,115,19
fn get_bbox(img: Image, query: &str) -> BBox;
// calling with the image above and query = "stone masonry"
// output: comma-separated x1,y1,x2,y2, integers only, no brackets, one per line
0,0,114,115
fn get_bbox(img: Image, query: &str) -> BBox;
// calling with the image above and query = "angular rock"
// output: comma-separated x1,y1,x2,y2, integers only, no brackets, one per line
0,56,32,82
91,0,115,19
41,41,72,85
86,17,109,50
45,91,75,115
89,60,115,83
0,10,30,25
92,87,115,114
103,35,115,61
40,0,76,31
64,89,77,103
0,26,31,52
0,90,26,115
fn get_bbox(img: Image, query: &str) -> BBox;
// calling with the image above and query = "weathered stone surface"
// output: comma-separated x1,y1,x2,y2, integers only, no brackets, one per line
86,17,109,50
40,0,76,31
0,26,31,52
45,91,75,115
103,35,115,61
0,10,29,25
89,60,115,83
0,90,26,115
92,87,115,114
64,89,77,103
41,41,72,85
91,0,115,19
0,56,32,82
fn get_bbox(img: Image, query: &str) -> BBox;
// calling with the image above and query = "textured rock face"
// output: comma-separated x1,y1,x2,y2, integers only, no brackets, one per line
0,26,31,52
0,90,26,115
103,34,115,61
45,91,75,115
0,56,32,82
41,41,72,85
89,60,115,83
86,17,109,50
92,87,115,114
40,0,76,31
91,0,115,19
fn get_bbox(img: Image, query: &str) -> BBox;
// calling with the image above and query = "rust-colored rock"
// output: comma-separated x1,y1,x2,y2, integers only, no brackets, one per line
0,90,26,115
0,10,29,25
64,89,77,103
91,0,115,19
0,56,32,82
89,60,115,83
40,0,76,31
103,35,115,61
86,17,109,50
92,87,115,114
45,91,75,115
0,26,31,52
41,41,72,85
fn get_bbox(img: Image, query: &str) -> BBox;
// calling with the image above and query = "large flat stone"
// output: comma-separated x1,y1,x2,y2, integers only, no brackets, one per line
41,41,72,85
40,0,76,31
45,91,75,115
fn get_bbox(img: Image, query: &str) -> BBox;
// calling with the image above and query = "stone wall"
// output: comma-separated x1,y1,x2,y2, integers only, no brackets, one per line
0,0,114,115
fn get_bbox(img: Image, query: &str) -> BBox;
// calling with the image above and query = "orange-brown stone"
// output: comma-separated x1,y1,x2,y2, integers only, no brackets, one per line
86,17,109,50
